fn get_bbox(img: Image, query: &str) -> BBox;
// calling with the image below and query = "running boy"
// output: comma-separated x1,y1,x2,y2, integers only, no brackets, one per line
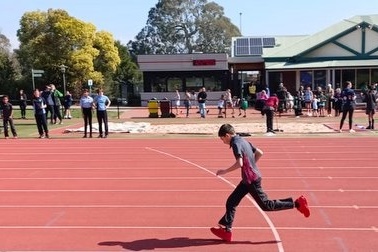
211,124,310,242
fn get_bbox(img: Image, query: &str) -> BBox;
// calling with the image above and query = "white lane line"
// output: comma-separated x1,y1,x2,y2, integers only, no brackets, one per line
0,167,377,170
0,189,377,192
0,189,377,193
0,176,377,179
45,211,65,227
0,205,376,209
0,226,373,232
145,147,285,252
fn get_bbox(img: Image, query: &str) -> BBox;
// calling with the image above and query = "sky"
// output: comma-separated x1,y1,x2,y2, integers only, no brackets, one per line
0,0,377,49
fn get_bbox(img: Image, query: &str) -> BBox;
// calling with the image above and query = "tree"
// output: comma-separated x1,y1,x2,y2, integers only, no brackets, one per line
0,33,18,94
16,9,120,96
128,0,240,55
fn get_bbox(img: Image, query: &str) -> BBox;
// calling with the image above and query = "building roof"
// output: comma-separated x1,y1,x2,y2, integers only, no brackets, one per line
263,14,378,59
265,59,378,70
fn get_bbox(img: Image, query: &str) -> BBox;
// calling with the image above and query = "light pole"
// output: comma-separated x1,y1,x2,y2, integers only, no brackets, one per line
59,64,68,95
239,12,242,35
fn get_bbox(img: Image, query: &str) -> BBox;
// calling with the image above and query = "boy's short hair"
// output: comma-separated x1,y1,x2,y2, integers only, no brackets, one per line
218,124,235,137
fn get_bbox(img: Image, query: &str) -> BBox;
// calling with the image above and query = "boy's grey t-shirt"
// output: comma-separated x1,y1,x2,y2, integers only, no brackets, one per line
230,135,261,184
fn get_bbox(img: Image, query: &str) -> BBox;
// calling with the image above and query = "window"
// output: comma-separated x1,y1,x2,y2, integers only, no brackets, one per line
371,69,378,83
300,71,313,89
342,69,355,87
356,69,370,89
167,77,183,92
204,76,221,91
314,70,326,90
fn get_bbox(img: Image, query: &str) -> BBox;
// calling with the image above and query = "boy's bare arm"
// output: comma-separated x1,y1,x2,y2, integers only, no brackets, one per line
254,148,263,163
216,157,243,176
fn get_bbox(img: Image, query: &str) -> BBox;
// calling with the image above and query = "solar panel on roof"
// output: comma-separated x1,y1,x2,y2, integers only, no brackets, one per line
249,46,263,55
263,37,276,47
233,36,276,56
236,38,249,47
249,37,262,46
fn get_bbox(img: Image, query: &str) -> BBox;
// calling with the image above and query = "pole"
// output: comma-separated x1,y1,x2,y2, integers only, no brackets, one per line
62,71,66,95
32,69,35,90
60,64,67,95
239,12,242,35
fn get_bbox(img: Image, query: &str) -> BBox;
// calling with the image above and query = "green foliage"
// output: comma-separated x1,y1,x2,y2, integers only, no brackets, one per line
16,9,121,97
128,0,241,55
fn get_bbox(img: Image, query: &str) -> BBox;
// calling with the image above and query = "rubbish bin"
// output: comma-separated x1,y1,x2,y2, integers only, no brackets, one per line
148,99,159,118
160,100,171,118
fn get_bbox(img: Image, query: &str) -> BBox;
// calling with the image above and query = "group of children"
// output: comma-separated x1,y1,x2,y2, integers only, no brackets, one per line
217,89,248,118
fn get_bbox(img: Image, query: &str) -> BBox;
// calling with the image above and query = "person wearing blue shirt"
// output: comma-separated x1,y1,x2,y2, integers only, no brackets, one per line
93,88,111,138
79,89,94,138
32,89,49,138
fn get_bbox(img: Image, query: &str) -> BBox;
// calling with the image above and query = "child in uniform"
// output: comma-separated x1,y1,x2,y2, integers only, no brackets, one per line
211,124,310,242
32,89,49,138
217,94,225,118
1,95,18,139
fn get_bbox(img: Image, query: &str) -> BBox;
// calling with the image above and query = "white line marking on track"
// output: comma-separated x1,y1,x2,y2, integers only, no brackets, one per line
145,147,285,252
0,226,373,232
0,205,376,209
1,176,377,179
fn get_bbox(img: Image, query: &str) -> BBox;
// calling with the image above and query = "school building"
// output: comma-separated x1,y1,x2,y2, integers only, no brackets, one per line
137,14,378,104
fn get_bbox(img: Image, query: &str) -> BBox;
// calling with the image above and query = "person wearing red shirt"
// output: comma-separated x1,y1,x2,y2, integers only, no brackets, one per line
263,94,279,133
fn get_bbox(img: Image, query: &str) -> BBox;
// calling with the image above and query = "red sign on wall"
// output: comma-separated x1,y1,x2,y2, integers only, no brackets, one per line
192,59,216,66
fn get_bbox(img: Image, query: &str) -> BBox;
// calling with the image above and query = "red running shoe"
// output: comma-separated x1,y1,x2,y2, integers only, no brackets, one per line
295,195,310,217
210,227,232,242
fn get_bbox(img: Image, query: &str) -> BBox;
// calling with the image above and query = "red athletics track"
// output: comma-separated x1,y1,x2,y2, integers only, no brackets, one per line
0,137,377,251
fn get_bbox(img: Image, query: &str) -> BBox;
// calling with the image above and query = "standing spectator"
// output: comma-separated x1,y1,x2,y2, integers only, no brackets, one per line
238,98,248,117
217,94,225,118
304,86,313,116
325,84,334,117
276,83,287,114
41,85,53,123
50,84,63,124
224,89,235,118
361,84,377,129
173,89,181,115
255,90,268,115
333,88,343,117
295,85,305,117
63,91,73,119
80,89,94,138
263,93,279,134
312,95,319,117
248,82,257,107
183,90,191,118
1,95,18,139
32,89,49,138
191,90,197,109
318,92,327,117
93,88,111,138
339,81,357,133
19,89,27,119
197,87,207,118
